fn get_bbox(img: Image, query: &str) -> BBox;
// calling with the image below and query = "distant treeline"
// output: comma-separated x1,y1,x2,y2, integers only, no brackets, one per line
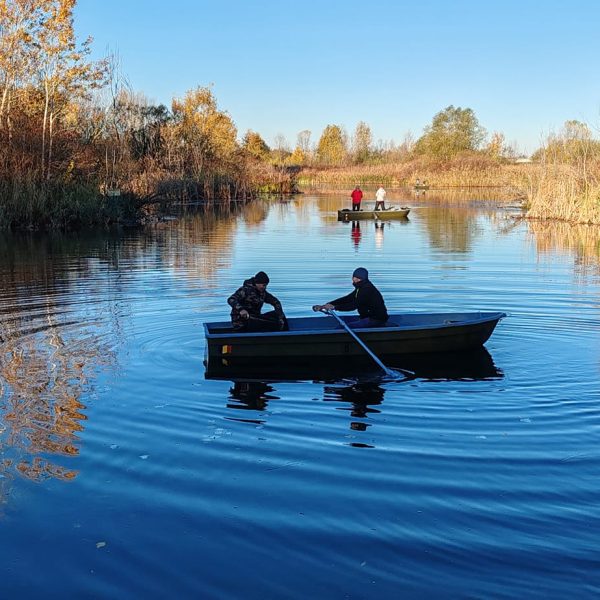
1,1,598,228
247,104,600,223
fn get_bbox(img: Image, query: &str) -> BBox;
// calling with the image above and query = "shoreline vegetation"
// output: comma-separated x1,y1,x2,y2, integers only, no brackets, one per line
1,2,599,229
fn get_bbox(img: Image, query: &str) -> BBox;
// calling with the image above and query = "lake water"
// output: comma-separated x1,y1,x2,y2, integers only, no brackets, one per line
1,190,599,598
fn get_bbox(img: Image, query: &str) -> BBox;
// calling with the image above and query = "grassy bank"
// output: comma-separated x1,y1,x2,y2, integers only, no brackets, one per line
0,179,129,230
0,160,295,230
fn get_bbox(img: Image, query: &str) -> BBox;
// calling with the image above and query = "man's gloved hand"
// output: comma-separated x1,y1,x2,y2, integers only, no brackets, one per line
239,309,249,320
313,304,334,312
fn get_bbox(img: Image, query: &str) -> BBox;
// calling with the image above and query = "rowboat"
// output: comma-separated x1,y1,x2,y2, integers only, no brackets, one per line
414,185,429,190
204,312,506,371
338,207,410,221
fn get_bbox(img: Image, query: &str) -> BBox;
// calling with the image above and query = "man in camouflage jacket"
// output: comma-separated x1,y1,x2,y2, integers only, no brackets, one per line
227,271,287,332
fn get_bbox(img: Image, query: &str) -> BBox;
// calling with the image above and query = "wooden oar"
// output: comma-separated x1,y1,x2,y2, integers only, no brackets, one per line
322,308,399,379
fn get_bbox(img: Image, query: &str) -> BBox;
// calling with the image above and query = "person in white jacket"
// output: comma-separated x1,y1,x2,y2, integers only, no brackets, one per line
375,185,386,210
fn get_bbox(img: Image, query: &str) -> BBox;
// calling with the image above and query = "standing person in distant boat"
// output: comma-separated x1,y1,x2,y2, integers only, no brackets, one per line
312,267,389,328
227,271,288,332
351,185,363,211
375,185,386,211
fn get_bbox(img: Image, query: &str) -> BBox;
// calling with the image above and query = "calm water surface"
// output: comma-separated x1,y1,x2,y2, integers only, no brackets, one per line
1,191,599,598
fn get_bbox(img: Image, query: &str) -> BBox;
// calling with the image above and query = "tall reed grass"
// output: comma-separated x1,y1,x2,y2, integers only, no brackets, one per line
0,179,126,229
523,162,600,224
298,157,524,190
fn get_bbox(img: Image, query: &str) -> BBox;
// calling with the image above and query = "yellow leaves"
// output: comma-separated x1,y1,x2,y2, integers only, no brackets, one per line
288,146,307,166
316,124,347,166
171,86,238,167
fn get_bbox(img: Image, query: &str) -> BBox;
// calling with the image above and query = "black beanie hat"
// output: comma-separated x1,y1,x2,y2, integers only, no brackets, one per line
254,271,270,284
352,267,368,280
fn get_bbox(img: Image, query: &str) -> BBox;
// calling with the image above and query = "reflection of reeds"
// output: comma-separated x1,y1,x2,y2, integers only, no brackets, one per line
527,219,600,273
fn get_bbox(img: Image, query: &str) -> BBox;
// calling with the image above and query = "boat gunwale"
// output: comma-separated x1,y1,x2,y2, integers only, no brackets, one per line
203,311,507,340
337,207,410,216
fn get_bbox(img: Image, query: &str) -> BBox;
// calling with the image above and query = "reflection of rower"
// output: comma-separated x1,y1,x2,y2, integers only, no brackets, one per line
351,221,361,248
324,383,385,434
228,381,276,411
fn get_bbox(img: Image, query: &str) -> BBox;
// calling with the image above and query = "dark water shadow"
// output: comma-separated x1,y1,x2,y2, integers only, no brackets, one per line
389,347,504,381
205,347,503,384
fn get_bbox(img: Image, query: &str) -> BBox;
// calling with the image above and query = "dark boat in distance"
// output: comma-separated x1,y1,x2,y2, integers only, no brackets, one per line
414,184,429,190
204,311,506,369
338,206,410,221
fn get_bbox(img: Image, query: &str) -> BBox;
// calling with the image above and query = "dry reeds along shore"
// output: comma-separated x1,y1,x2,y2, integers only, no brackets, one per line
299,155,600,225
298,156,515,188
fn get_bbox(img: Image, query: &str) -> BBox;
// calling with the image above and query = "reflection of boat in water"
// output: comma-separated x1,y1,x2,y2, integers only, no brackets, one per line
205,347,503,383
204,311,506,368
338,207,410,221
227,381,278,412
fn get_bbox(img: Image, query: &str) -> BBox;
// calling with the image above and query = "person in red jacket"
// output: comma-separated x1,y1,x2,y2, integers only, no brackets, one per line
350,185,363,211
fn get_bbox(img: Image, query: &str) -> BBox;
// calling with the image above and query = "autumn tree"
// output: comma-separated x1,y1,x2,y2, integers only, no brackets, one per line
242,130,270,159
171,86,238,175
35,0,106,178
287,145,307,165
0,0,40,136
532,120,600,179
415,106,486,160
352,121,372,163
279,130,312,166
316,124,347,166
270,133,290,165
486,132,506,160
297,129,311,153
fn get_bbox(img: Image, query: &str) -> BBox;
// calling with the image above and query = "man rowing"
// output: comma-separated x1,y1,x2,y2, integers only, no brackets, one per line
312,267,389,328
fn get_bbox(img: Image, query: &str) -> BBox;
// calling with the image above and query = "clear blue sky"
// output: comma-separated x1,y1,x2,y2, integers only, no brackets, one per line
75,0,600,154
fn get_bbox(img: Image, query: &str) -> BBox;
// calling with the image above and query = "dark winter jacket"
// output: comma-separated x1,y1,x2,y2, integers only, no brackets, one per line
227,278,284,327
330,279,388,322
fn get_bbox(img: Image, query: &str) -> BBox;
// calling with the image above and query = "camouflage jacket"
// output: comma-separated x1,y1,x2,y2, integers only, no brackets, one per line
227,278,284,327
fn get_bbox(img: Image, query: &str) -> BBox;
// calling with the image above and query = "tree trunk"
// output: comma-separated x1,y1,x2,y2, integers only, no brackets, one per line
47,110,55,181
42,79,50,178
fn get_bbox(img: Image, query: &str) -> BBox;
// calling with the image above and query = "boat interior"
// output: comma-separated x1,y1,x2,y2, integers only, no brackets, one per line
205,312,504,335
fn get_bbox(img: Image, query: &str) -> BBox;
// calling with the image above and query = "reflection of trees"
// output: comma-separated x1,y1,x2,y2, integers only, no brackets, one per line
0,310,116,487
419,205,482,253
148,207,238,284
0,208,240,493
527,220,600,276
240,201,268,227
